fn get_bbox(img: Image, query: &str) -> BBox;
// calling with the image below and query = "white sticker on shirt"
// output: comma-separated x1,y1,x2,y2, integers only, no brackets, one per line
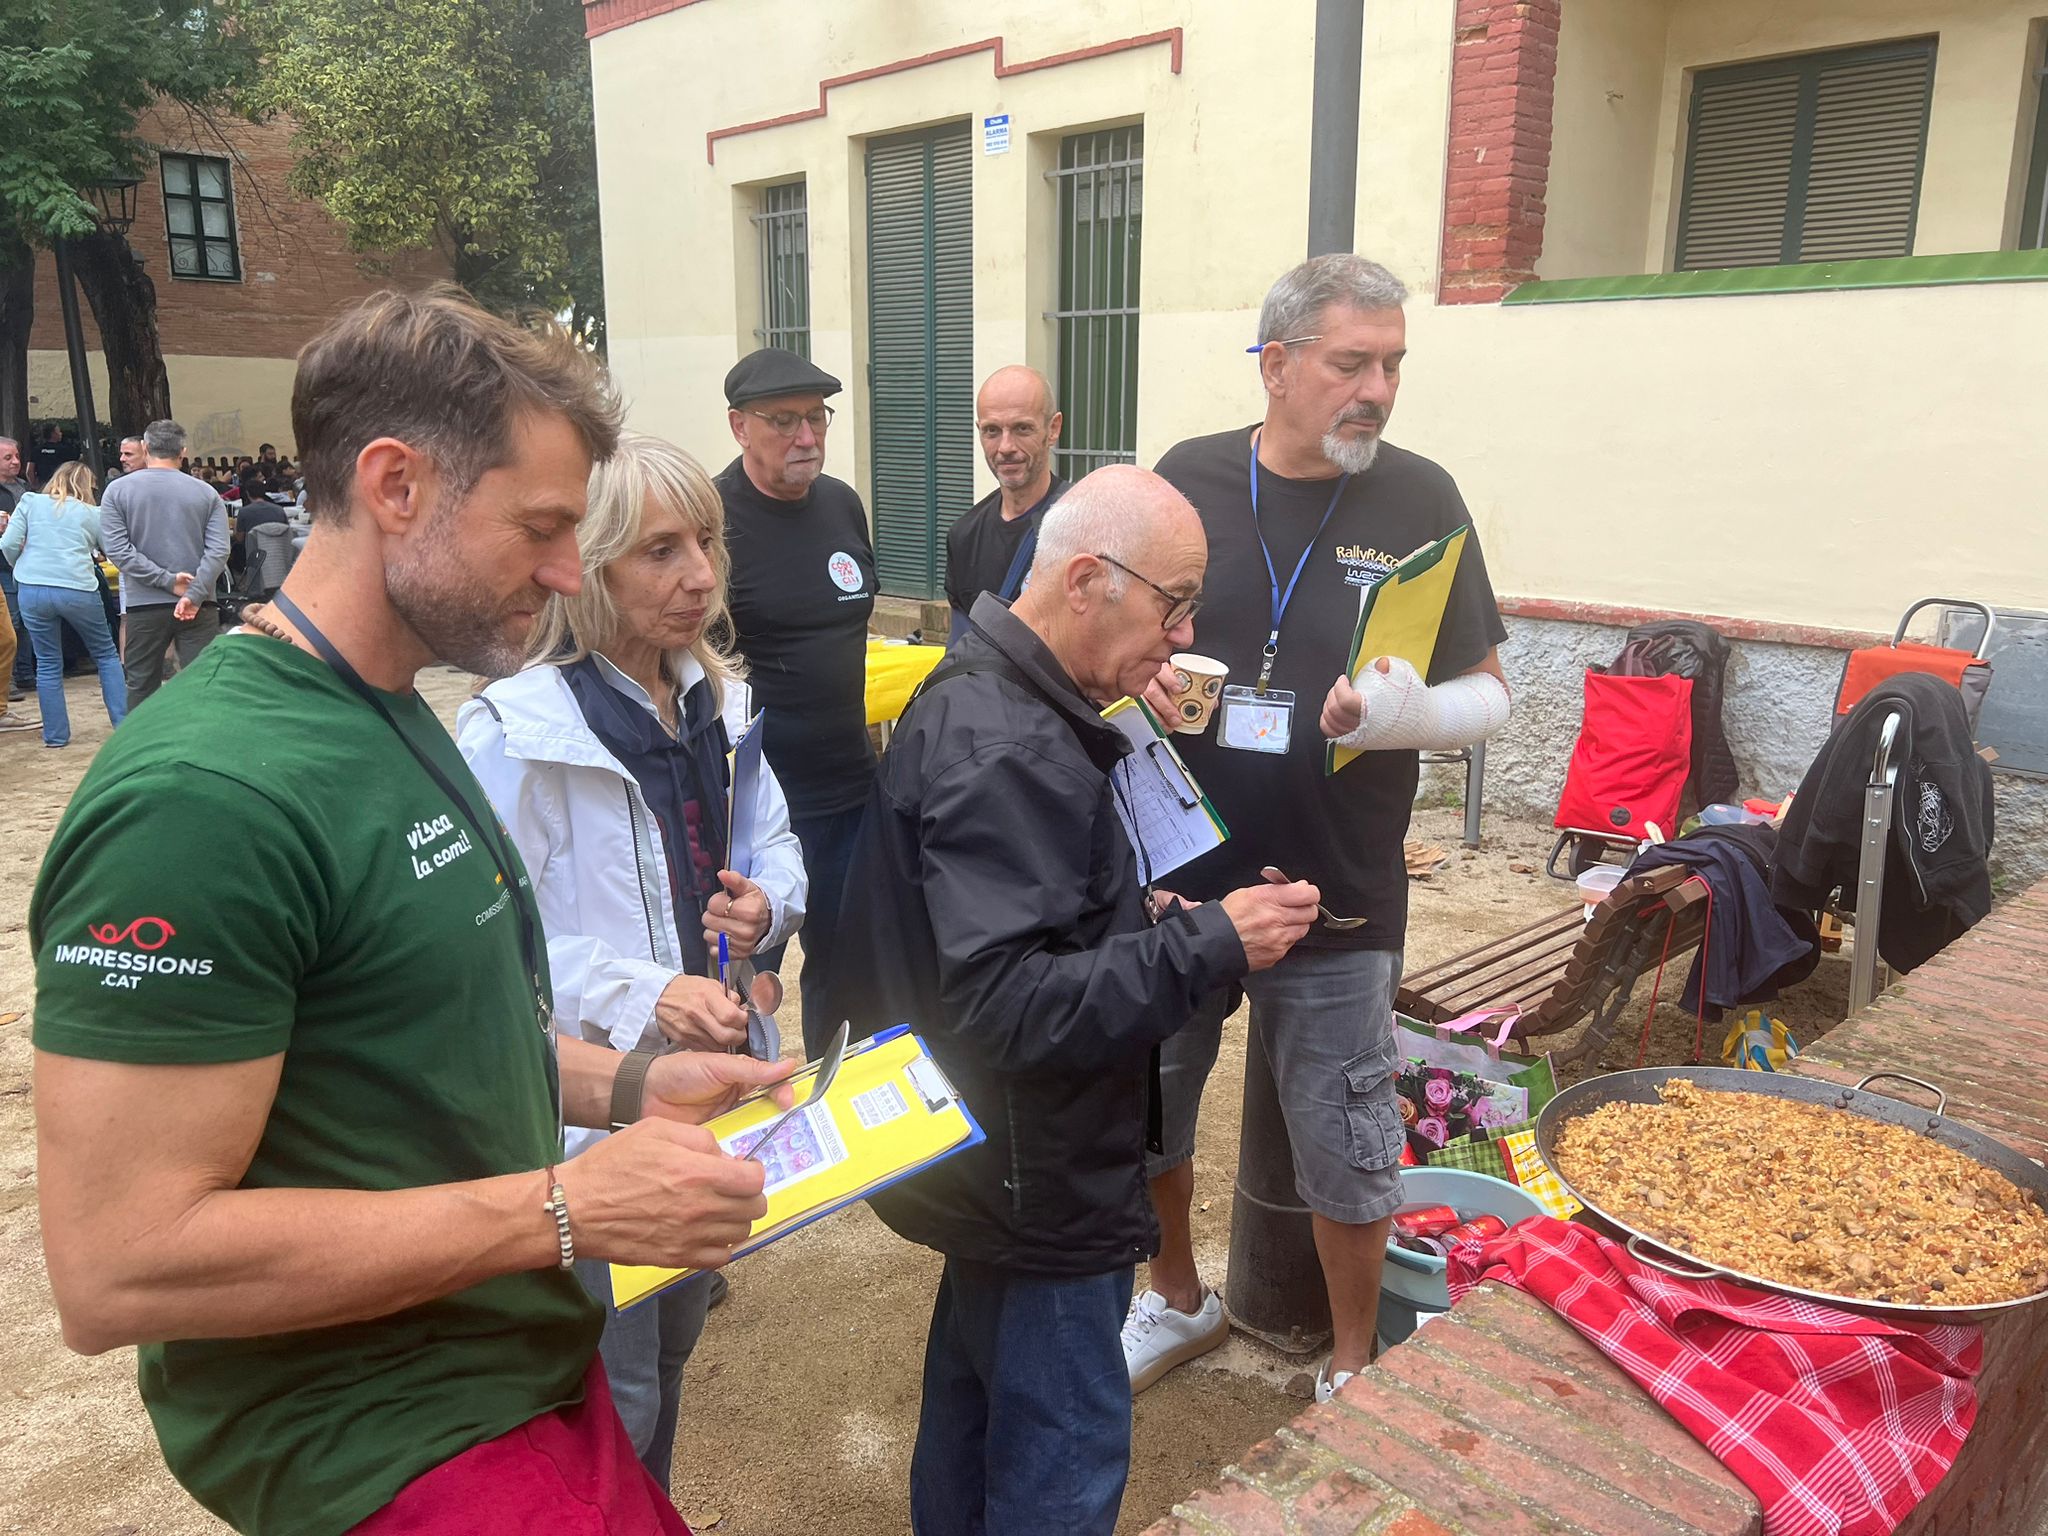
827,551,865,593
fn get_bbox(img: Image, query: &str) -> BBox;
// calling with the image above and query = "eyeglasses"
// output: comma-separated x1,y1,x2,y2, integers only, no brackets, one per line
1096,553,1202,631
1242,335,1323,354
745,405,835,436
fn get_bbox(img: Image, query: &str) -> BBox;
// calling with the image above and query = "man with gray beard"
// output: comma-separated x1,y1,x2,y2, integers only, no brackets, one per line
1123,254,1513,1403
715,347,877,1057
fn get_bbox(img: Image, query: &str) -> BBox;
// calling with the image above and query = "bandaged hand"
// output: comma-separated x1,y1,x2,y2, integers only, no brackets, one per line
1320,657,1512,752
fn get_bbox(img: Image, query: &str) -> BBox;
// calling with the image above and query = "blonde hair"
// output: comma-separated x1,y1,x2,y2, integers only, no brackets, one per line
526,430,744,708
46,461,98,506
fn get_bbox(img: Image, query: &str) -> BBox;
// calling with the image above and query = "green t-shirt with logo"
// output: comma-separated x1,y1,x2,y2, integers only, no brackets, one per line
30,635,601,1536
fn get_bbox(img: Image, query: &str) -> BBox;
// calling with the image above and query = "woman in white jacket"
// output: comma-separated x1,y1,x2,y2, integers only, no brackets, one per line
459,431,807,1495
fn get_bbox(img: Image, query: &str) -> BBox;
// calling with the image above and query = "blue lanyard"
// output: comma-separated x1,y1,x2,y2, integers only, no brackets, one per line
1247,434,1348,693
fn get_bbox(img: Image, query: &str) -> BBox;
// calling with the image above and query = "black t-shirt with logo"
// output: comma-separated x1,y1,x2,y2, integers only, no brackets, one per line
717,457,878,818
943,476,1067,618
1158,425,1507,951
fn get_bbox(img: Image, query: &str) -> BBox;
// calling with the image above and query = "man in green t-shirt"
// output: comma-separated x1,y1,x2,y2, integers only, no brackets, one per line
30,287,781,1536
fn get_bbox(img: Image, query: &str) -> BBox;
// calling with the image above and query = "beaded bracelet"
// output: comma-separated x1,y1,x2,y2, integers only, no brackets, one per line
542,1166,574,1270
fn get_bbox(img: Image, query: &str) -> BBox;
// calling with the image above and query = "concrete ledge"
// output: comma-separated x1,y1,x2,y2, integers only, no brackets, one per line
1496,595,1887,653
1151,880,2048,1536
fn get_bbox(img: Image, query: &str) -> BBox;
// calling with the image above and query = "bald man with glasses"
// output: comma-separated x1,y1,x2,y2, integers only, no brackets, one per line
717,347,879,1056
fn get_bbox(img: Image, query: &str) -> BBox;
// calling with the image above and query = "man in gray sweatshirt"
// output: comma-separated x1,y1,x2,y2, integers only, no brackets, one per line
101,419,230,709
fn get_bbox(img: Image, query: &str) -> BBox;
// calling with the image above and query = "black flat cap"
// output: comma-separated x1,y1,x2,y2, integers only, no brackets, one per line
724,348,842,407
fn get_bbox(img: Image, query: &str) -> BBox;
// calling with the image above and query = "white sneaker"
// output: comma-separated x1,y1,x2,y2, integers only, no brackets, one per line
1122,1287,1229,1394
1313,1357,1360,1404
0,708,39,732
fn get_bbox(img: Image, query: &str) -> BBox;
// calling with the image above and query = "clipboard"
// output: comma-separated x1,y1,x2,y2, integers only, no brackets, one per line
725,711,765,877
609,1027,983,1309
1326,526,1470,776
1102,697,1230,879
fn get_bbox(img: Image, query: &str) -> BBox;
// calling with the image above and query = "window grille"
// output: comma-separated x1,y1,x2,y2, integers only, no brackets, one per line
1049,126,1143,479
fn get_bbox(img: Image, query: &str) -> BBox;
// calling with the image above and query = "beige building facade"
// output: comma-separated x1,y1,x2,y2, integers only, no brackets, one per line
589,0,2048,635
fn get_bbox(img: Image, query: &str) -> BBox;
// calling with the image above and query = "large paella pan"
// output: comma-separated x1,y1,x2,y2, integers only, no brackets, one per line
1534,1066,2048,1324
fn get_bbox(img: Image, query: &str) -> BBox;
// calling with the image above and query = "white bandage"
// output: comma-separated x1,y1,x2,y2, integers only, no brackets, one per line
1333,658,1511,752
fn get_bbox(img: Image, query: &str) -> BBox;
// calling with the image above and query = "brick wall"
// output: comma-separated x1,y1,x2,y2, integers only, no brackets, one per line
27,102,447,361
1438,0,1561,305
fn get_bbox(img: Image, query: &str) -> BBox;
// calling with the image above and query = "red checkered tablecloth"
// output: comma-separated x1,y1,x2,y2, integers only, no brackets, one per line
1448,1217,1981,1536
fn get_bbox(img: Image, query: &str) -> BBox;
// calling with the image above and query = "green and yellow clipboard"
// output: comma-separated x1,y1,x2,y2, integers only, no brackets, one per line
1325,526,1470,776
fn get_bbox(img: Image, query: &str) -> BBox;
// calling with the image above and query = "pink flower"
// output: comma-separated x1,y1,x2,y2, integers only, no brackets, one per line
1423,1077,1455,1112
1415,1116,1450,1147
1469,1099,1509,1130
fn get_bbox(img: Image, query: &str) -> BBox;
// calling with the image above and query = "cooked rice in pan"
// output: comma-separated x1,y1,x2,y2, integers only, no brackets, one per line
1554,1079,2048,1306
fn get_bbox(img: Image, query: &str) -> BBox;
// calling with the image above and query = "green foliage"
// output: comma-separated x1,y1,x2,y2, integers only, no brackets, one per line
236,0,605,346
0,0,247,245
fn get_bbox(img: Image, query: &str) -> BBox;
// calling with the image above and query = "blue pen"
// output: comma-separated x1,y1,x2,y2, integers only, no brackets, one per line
718,931,730,988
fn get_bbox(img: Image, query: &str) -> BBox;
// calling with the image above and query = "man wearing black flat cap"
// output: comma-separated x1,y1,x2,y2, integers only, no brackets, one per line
717,347,878,1055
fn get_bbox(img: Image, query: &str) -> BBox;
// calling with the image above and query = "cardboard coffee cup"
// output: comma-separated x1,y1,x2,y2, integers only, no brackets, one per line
1166,653,1230,734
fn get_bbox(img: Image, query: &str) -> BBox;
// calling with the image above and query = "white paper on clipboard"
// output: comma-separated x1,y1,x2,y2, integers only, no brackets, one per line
1102,699,1229,880
726,711,766,877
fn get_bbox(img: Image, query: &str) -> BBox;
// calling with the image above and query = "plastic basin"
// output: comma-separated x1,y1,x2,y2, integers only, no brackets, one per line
1378,1167,1546,1349
1575,864,1627,909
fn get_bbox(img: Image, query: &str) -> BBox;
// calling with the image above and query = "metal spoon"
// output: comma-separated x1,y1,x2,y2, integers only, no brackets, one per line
737,1020,850,1165
1260,865,1369,930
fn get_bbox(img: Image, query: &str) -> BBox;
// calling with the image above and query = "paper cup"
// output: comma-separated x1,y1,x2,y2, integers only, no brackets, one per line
1167,653,1230,734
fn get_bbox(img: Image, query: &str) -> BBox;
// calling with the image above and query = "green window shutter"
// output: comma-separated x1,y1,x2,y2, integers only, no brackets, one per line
866,123,974,600
930,126,976,582
2015,31,2047,250
1675,74,1802,269
1677,39,1935,271
1801,50,1936,261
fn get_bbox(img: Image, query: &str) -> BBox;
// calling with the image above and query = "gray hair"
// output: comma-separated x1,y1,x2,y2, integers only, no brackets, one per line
142,419,187,458
120,434,146,448
1029,465,1163,598
1257,254,1409,347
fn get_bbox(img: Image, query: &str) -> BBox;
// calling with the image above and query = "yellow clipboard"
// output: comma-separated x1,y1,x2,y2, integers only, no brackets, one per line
1325,526,1469,776
608,1028,982,1309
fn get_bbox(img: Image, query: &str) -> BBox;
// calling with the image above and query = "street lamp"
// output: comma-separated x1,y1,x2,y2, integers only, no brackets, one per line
87,176,141,237
53,177,140,483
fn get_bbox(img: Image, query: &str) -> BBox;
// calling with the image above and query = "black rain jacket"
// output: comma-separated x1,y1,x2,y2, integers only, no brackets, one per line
1772,674,1995,972
837,596,1248,1276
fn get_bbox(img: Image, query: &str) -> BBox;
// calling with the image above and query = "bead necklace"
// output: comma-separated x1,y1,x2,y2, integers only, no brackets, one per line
237,603,297,646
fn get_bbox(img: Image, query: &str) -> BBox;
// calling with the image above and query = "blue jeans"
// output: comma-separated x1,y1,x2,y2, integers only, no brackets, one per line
756,802,866,1058
910,1257,1136,1536
572,1259,714,1494
18,584,125,746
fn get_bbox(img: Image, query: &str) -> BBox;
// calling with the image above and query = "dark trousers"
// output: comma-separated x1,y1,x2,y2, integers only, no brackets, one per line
123,601,219,710
910,1257,1136,1536
757,802,865,1058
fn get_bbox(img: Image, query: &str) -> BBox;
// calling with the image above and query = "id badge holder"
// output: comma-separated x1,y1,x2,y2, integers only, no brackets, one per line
1216,685,1295,754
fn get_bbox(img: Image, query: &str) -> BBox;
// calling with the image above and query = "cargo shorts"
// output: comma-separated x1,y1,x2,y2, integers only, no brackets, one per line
1149,946,1406,1226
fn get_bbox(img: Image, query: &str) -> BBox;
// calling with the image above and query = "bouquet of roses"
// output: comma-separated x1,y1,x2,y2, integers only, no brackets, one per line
1394,1063,1529,1158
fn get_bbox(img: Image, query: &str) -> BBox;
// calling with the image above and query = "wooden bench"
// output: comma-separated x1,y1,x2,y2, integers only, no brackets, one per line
1396,863,1711,1065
